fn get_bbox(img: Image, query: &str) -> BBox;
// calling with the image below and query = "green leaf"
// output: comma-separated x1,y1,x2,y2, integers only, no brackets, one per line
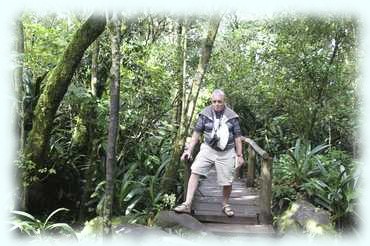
315,158,328,176
45,223,78,239
309,144,329,157
125,196,142,215
123,187,145,202
9,220,37,235
11,210,37,222
44,208,69,228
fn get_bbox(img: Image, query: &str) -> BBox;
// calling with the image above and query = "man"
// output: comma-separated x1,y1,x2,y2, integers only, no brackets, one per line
174,89,244,217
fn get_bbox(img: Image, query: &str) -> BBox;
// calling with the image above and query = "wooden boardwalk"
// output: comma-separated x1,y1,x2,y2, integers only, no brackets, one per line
191,168,274,236
184,137,275,236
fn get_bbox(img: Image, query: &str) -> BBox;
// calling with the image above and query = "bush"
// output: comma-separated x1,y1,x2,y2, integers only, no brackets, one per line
273,141,359,231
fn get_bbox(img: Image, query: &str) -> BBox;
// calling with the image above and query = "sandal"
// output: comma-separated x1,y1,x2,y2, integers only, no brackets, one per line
174,203,191,214
222,204,235,217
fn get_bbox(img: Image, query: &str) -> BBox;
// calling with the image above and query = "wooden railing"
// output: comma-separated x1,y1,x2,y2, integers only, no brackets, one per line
241,136,272,224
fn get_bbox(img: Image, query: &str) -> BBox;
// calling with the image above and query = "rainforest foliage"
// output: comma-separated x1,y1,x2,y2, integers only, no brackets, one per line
11,11,359,237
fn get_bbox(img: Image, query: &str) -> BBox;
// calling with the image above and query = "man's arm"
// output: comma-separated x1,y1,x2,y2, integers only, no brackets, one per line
181,131,200,160
234,136,245,167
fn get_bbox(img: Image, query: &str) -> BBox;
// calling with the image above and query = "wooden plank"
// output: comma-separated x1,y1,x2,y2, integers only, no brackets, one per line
194,214,258,224
192,203,260,214
203,223,274,235
193,208,259,217
193,195,260,205
247,145,256,187
195,190,254,198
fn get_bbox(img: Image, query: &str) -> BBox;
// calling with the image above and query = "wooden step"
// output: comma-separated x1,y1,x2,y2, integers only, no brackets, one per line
192,205,259,225
196,187,258,197
202,223,274,236
193,195,260,205
193,212,258,224
193,202,260,214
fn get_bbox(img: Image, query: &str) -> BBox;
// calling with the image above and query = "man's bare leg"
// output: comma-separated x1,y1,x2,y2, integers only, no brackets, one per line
222,185,234,216
222,185,232,206
174,173,200,213
184,173,200,206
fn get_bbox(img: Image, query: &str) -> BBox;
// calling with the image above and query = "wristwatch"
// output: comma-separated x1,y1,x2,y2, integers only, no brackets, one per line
237,154,243,157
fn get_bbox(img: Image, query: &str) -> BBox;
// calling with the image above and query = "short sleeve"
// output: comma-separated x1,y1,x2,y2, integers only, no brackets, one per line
232,118,242,137
193,115,205,133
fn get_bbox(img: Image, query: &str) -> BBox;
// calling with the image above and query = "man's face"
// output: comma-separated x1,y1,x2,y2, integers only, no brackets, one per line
211,94,225,112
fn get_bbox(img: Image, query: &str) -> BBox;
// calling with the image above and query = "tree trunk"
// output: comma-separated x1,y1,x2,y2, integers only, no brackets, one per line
24,14,106,169
90,38,100,96
77,37,105,223
307,34,341,141
103,13,121,237
160,15,221,194
14,16,26,211
15,17,25,152
184,15,221,137
76,101,98,223
160,18,186,193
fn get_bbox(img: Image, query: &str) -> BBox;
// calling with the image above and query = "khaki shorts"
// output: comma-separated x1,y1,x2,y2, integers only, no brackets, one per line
191,143,236,186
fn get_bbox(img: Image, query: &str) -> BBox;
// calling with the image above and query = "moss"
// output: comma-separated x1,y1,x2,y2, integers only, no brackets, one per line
276,203,301,233
276,201,336,236
25,14,106,169
78,216,136,238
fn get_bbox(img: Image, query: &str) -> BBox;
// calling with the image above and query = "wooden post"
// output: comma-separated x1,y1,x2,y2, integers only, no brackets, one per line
246,145,256,187
259,157,272,224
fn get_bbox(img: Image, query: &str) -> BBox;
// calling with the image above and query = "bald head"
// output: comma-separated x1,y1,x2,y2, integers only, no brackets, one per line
211,89,225,98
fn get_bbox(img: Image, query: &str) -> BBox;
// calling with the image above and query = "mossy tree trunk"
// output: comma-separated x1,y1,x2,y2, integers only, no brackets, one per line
160,15,222,194
14,16,26,211
90,39,100,96
184,15,221,137
76,101,99,223
14,17,25,152
24,14,106,171
103,13,122,237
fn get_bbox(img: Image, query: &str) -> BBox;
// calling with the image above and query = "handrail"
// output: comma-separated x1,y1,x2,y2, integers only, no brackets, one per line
241,136,269,159
240,136,272,224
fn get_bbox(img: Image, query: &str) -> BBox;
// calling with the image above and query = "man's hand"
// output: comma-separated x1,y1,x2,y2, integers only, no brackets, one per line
181,150,192,161
236,156,245,168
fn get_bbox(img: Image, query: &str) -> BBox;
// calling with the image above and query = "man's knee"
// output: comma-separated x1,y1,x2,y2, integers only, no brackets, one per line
190,172,200,179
